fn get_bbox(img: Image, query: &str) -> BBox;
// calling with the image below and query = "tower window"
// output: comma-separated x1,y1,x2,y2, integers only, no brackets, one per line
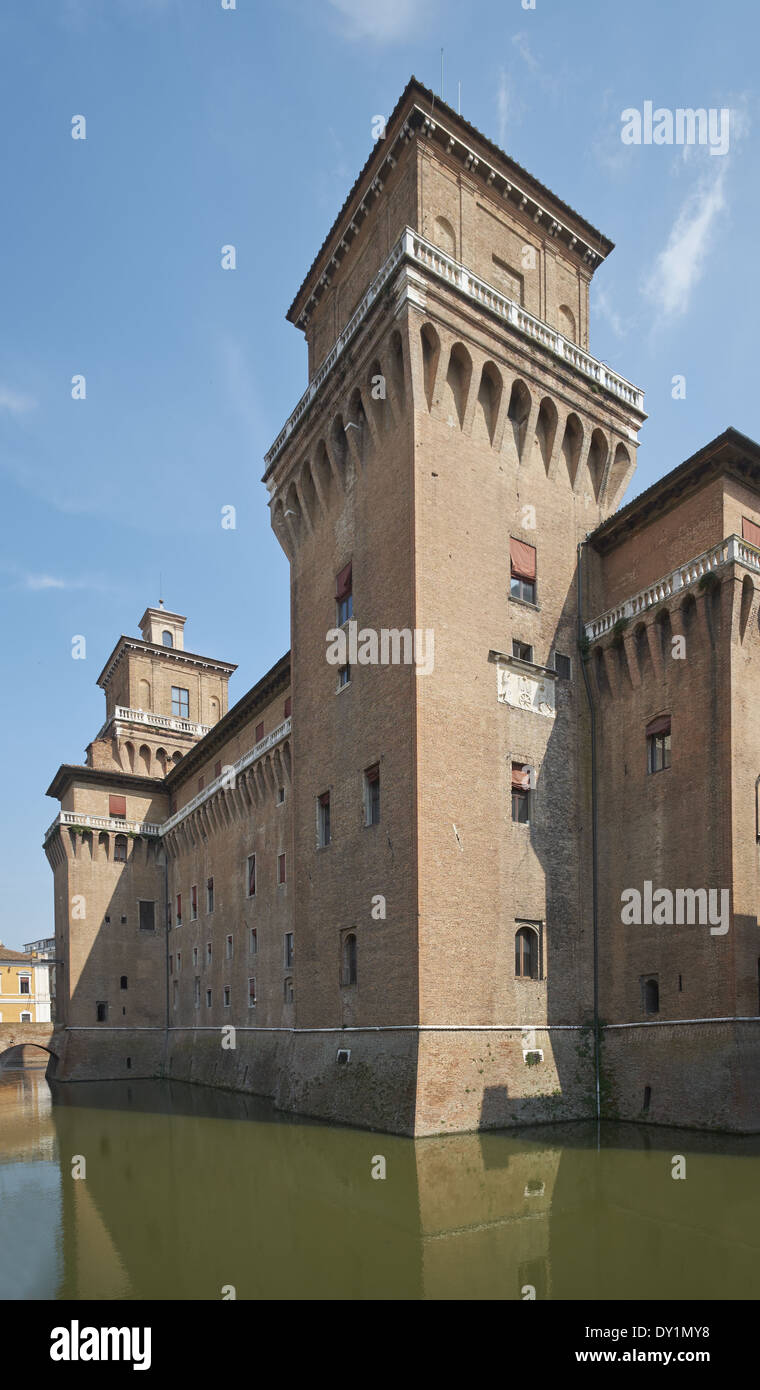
223,986,230,1008
317,791,331,847
284,977,294,1004
510,538,537,604
248,977,257,1008
512,640,533,663
511,763,531,823
226,934,233,960
247,854,256,897
206,942,212,966
207,877,214,913
171,687,189,719
96,1001,108,1022
341,932,357,987
162,630,173,647
114,834,127,862
138,901,155,933
109,794,127,820
338,664,351,689
284,697,292,719
643,977,659,1014
515,924,540,980
249,927,257,956
364,764,380,826
190,885,198,920
120,976,128,990
646,715,671,773
553,651,572,680
336,562,353,626
278,853,286,885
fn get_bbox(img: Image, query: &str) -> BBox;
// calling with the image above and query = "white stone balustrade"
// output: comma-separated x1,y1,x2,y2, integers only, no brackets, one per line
159,718,292,835
585,534,758,641
113,706,211,737
265,227,645,471
44,811,161,843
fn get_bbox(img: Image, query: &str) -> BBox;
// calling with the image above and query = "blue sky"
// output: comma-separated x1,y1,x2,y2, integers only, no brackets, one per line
1,0,757,946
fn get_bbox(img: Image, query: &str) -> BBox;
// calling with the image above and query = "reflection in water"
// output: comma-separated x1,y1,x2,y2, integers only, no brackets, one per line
1,1069,759,1300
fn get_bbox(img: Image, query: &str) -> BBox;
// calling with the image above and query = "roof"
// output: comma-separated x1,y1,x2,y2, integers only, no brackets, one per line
96,635,237,689
589,427,760,553
287,75,615,326
46,765,164,801
0,945,38,964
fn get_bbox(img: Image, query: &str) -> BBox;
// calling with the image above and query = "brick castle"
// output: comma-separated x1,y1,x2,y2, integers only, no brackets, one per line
44,78,760,1135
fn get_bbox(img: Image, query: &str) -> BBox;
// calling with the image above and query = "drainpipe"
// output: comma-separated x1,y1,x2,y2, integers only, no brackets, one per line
577,540,601,1125
163,851,170,1077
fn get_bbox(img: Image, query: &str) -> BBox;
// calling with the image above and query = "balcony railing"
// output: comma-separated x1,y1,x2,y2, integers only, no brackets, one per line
160,718,292,835
585,534,760,641
265,226,645,469
44,811,162,843
113,706,211,737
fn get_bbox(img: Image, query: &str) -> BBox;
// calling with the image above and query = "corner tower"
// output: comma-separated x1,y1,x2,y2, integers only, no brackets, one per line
264,78,646,1134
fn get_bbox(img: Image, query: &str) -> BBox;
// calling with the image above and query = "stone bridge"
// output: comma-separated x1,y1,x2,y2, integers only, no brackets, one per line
0,1021,62,1068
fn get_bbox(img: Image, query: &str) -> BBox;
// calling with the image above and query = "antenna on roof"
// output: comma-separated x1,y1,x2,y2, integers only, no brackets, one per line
159,572,164,609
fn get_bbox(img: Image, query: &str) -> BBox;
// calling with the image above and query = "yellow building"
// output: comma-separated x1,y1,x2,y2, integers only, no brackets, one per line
0,945,52,1023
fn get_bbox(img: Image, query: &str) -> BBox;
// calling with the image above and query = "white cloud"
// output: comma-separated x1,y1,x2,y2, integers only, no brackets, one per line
325,0,433,43
644,163,727,321
23,574,67,591
0,385,36,416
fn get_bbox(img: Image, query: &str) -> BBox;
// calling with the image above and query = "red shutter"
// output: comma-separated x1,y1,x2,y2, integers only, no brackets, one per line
511,762,531,790
742,517,760,548
335,563,352,600
255,722,264,743
109,794,126,818
510,538,537,580
646,714,671,737
284,697,292,718
365,763,379,784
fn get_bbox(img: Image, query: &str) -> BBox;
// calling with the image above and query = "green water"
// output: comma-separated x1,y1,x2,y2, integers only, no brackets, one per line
1,1066,759,1300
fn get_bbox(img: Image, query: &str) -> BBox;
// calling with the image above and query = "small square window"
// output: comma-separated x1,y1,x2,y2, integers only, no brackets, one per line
553,651,572,680
512,639,533,663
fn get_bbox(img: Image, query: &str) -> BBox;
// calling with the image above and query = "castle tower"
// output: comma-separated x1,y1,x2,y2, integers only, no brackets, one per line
44,609,235,1074
264,78,646,1133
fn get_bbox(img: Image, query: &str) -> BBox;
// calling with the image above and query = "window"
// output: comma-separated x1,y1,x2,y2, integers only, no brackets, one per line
171,687,190,718
249,927,257,955
172,980,178,1009
192,947,198,968
206,942,212,967
338,664,351,688
247,854,256,897
96,1001,108,1022
20,1012,31,1023
139,900,155,933
285,933,294,968
226,935,233,960
317,791,331,846
341,933,357,987
207,877,214,913
255,721,264,743
284,697,292,719
364,764,380,826
206,989,212,1008
646,715,671,773
109,794,126,819
114,834,127,863
177,952,182,973
248,978,257,1008
214,760,221,778
169,955,174,975
223,986,231,1008
278,853,286,885
515,925,540,980
643,977,660,1014
512,639,533,663
167,901,172,929
510,538,537,604
742,516,760,548
194,977,201,1007
19,976,31,995
511,763,531,823
162,629,173,647
336,562,353,626
284,976,294,1004
277,786,285,804
191,885,198,920
553,651,572,680
176,893,182,926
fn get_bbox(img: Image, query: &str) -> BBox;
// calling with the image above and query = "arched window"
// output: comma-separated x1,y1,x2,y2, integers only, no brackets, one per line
644,978,659,1013
114,834,128,863
341,933,357,987
162,630,173,647
515,925,539,980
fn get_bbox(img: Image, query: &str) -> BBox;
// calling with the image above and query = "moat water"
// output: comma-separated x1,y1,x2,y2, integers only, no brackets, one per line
2,1064,760,1300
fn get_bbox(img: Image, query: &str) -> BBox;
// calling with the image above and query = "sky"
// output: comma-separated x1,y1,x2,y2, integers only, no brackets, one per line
1,0,758,947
